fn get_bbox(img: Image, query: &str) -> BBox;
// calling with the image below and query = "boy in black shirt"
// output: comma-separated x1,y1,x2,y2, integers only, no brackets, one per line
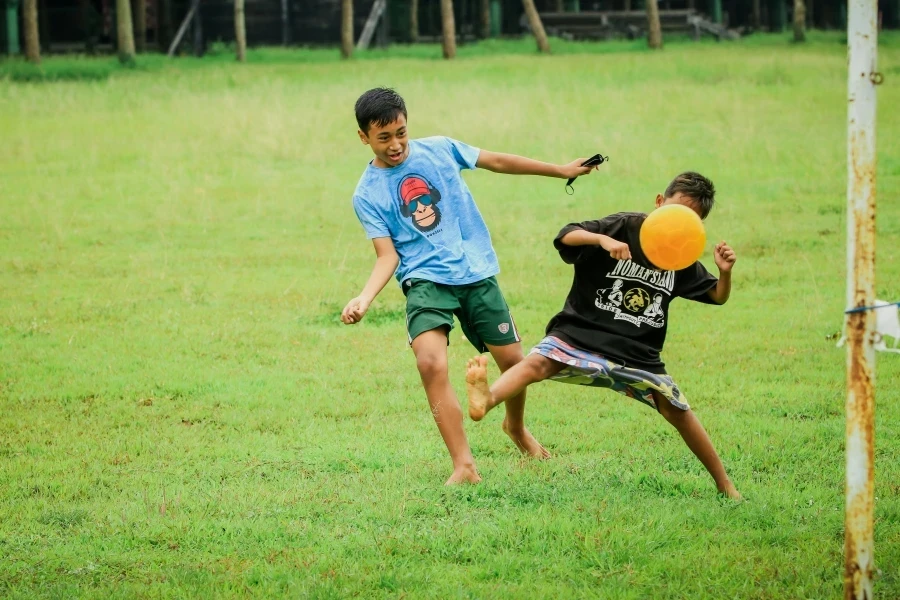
465,172,741,499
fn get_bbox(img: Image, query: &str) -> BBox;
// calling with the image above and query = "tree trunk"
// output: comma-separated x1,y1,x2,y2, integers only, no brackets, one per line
341,0,353,58
480,0,490,37
752,0,761,28
792,0,805,40
23,0,40,63
411,0,420,42
522,0,550,52
440,0,456,59
646,0,662,48
133,0,146,52
555,0,563,11
235,0,246,61
115,0,136,63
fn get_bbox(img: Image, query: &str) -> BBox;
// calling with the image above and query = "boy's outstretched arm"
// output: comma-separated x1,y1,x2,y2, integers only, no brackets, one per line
559,228,632,260
476,150,599,180
341,237,400,324
707,241,736,305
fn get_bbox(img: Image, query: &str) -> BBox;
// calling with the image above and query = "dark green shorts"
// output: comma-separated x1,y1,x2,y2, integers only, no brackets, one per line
402,276,521,352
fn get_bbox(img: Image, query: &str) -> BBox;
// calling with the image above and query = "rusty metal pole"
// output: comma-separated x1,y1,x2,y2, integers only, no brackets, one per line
844,0,878,595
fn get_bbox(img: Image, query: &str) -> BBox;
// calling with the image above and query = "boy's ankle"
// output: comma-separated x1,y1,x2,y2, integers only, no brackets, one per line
501,419,525,434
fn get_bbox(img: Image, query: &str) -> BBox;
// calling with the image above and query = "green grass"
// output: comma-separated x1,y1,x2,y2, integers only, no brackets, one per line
1,37,900,598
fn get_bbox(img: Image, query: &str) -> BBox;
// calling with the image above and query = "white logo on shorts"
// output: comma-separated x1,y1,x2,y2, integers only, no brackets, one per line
498,323,510,334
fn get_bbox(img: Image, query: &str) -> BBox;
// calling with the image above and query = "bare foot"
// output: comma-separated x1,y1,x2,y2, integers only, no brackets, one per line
466,356,492,422
719,480,742,501
502,419,551,459
445,464,482,485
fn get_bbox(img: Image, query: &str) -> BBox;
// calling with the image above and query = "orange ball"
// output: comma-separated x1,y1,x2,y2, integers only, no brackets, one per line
639,204,706,271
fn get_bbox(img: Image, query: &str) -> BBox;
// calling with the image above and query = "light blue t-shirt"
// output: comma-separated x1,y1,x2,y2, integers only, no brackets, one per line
352,136,500,286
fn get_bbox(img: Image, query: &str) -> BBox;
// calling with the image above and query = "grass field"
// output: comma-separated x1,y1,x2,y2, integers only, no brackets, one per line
2,34,900,598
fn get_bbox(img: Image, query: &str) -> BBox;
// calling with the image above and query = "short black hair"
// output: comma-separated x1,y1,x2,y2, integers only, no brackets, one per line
664,171,716,219
355,88,407,134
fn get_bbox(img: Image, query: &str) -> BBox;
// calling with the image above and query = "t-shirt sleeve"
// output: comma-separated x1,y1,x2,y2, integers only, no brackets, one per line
553,214,629,265
352,194,391,240
445,137,481,170
675,260,719,304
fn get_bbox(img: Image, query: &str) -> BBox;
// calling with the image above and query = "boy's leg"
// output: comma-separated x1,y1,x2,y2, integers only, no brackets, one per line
411,328,481,485
484,342,550,458
466,352,564,421
653,392,741,499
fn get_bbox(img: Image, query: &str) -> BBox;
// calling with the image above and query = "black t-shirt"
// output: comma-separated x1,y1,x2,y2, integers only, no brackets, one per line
545,212,719,374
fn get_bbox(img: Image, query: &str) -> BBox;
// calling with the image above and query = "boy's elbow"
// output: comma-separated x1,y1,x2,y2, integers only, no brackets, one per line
707,290,728,305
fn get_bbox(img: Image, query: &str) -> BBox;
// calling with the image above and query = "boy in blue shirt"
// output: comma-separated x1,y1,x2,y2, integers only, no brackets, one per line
341,88,598,485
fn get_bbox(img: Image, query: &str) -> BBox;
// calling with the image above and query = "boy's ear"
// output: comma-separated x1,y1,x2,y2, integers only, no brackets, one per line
655,194,665,209
358,129,369,145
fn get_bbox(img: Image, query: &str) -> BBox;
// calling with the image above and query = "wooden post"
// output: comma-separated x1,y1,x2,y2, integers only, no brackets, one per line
166,0,198,56
440,0,456,58
341,0,353,57
752,0,761,28
235,0,246,61
23,0,39,63
793,0,806,40
411,0,419,41
646,0,662,47
115,0,135,63
521,0,550,52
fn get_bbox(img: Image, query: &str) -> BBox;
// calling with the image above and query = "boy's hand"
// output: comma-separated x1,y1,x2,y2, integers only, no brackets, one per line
599,237,632,260
341,296,371,324
714,241,736,272
559,158,601,180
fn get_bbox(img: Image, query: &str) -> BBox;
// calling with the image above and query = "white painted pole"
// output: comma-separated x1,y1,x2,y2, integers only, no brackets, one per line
845,0,879,596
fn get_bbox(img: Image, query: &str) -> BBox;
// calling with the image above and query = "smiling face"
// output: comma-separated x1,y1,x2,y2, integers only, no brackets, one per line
359,115,409,168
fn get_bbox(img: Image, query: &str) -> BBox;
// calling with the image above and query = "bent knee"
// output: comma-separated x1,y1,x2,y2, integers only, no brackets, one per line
655,394,688,420
416,353,449,381
494,350,525,373
522,356,558,382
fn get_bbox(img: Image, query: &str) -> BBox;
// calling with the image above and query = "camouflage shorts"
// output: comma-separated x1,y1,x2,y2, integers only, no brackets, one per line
529,336,690,411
